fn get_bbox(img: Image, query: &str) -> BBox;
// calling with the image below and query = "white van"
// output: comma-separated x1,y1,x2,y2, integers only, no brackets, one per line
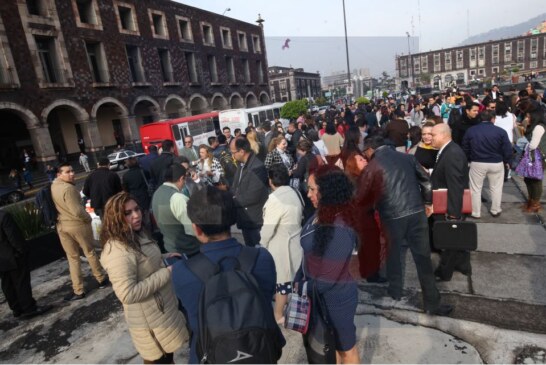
219,103,288,133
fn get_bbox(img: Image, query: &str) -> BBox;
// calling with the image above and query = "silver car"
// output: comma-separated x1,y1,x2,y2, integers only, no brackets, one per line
108,150,145,170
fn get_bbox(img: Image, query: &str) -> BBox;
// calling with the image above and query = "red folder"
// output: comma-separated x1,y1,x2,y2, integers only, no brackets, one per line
432,189,472,214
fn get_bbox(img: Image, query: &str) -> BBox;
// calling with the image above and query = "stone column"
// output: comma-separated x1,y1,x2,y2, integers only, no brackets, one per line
120,115,143,152
28,124,56,171
80,118,104,166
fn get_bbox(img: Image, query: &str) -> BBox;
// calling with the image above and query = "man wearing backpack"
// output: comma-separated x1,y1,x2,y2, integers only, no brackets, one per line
52,162,109,301
171,186,284,364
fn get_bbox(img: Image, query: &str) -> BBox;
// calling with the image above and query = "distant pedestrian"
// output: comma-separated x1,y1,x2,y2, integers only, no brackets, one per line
79,152,91,172
77,138,85,153
45,164,57,183
22,167,33,190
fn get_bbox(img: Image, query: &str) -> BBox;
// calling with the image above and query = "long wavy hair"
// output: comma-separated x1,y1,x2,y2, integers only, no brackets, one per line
269,135,286,152
312,165,355,256
246,129,261,155
199,144,213,168
100,192,145,255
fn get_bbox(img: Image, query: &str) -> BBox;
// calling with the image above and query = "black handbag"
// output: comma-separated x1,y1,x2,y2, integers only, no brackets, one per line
302,281,337,364
433,220,477,251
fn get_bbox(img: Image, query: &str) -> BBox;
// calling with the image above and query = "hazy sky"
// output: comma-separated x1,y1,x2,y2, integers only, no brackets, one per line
178,1,545,77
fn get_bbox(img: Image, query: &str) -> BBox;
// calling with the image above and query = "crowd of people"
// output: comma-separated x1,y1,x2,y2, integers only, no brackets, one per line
1,81,545,364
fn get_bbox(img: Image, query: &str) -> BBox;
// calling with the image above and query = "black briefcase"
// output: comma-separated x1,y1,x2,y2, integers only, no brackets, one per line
433,221,478,251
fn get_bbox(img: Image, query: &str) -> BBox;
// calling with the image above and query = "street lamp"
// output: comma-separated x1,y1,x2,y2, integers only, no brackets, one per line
222,8,231,15
342,0,351,98
406,31,414,90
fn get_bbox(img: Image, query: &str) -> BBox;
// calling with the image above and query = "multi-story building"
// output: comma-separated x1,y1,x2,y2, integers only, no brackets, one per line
0,0,270,171
395,33,546,90
268,66,321,102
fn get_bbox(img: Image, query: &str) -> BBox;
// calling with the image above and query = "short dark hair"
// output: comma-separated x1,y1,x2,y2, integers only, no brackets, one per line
268,163,290,187
217,134,227,144
208,136,217,145
164,163,186,183
480,110,496,122
222,126,231,132
297,139,313,152
187,185,236,236
148,145,158,153
57,162,71,172
325,122,336,135
234,128,241,135
233,136,251,153
363,135,385,151
98,157,110,167
261,122,271,132
465,102,479,111
162,139,174,152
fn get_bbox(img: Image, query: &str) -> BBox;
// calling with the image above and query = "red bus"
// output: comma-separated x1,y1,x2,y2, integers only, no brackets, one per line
140,112,219,155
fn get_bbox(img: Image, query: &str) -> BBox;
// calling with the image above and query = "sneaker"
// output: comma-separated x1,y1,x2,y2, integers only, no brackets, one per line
489,211,501,218
98,278,110,289
425,304,454,316
64,292,85,301
20,305,53,319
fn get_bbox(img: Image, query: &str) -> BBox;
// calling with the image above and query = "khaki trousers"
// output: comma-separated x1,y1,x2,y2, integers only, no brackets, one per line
57,223,106,295
469,161,504,217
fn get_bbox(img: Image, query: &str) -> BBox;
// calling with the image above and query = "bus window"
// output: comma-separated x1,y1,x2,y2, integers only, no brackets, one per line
213,116,220,131
252,114,259,126
259,111,266,123
189,120,202,136
205,118,214,132
266,109,273,121
247,113,252,126
273,108,280,118
171,125,181,141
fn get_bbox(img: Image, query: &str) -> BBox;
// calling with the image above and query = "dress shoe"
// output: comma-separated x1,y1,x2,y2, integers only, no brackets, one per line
469,215,480,219
425,304,453,316
64,292,86,301
489,211,501,218
98,278,110,289
20,305,52,319
366,273,388,283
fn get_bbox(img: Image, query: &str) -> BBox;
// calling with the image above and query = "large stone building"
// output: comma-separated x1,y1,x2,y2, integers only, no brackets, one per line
0,0,270,171
268,66,321,102
395,33,546,90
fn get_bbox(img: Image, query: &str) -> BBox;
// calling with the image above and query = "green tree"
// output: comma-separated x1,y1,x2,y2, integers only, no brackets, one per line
280,100,308,119
315,96,328,106
355,96,370,105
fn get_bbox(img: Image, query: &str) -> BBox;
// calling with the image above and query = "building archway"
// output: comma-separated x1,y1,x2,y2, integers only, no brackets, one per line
0,104,47,171
93,98,129,148
230,93,244,109
246,92,258,108
259,92,270,106
211,93,228,111
163,95,187,119
131,96,161,125
43,101,89,162
189,94,209,115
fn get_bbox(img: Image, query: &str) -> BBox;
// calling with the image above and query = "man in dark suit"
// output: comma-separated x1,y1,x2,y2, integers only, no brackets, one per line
0,211,51,319
430,123,471,280
230,137,269,247
150,139,175,188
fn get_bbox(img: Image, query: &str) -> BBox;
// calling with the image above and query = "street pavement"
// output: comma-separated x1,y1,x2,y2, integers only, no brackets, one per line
0,175,545,363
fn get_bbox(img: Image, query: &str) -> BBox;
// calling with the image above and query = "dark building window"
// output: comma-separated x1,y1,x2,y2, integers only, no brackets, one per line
256,60,264,84
221,28,232,48
118,5,136,31
35,36,60,83
208,55,218,83
177,17,193,41
126,45,145,83
151,12,167,37
158,49,173,82
226,56,235,83
76,0,97,24
27,0,45,16
242,58,250,83
85,41,109,83
185,52,198,83
202,23,214,45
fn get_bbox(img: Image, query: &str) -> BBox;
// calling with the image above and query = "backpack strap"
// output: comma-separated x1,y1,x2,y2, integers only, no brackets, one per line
237,246,259,274
186,253,219,284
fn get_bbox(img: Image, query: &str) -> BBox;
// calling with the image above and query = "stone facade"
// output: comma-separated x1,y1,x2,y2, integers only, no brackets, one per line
0,0,270,170
268,66,321,102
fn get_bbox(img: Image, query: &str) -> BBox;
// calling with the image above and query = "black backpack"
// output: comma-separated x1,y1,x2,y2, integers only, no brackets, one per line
35,183,58,228
187,247,282,364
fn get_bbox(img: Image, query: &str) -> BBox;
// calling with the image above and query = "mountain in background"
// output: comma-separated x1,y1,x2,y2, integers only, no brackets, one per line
459,13,546,46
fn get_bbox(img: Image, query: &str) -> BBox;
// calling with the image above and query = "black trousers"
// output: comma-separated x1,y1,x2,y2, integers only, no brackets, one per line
0,254,36,316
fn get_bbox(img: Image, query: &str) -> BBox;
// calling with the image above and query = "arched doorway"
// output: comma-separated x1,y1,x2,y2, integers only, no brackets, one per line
211,94,228,111
164,96,187,119
44,102,88,163
93,98,129,149
189,95,209,115
132,96,161,126
246,93,258,108
0,110,34,172
259,92,270,105
230,94,244,109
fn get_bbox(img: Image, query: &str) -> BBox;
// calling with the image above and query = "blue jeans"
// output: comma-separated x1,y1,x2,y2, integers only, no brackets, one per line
383,211,440,311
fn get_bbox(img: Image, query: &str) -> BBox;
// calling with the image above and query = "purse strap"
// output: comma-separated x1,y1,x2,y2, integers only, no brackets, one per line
311,280,332,325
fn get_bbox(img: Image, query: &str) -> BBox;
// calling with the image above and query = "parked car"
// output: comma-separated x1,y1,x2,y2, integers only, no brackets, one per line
107,150,145,170
0,185,25,205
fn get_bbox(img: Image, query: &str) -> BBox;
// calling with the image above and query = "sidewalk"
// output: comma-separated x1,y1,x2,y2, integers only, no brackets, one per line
0,177,545,363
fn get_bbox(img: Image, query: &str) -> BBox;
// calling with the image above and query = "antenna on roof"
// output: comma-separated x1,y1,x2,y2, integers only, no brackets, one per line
467,9,470,39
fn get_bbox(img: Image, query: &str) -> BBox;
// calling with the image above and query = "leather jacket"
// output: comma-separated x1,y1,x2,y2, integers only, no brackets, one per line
356,145,432,221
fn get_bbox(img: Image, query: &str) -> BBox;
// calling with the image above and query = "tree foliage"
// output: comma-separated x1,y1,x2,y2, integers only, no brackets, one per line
355,96,370,105
315,96,328,106
280,100,308,119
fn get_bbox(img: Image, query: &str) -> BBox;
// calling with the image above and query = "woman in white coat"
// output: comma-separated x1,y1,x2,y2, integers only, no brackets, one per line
260,163,304,323
100,192,188,363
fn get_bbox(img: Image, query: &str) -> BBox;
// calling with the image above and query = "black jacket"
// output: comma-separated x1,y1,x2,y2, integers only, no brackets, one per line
122,166,151,210
82,167,122,210
0,211,27,272
231,153,268,229
356,145,432,221
150,152,174,187
430,141,469,218
452,112,480,145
